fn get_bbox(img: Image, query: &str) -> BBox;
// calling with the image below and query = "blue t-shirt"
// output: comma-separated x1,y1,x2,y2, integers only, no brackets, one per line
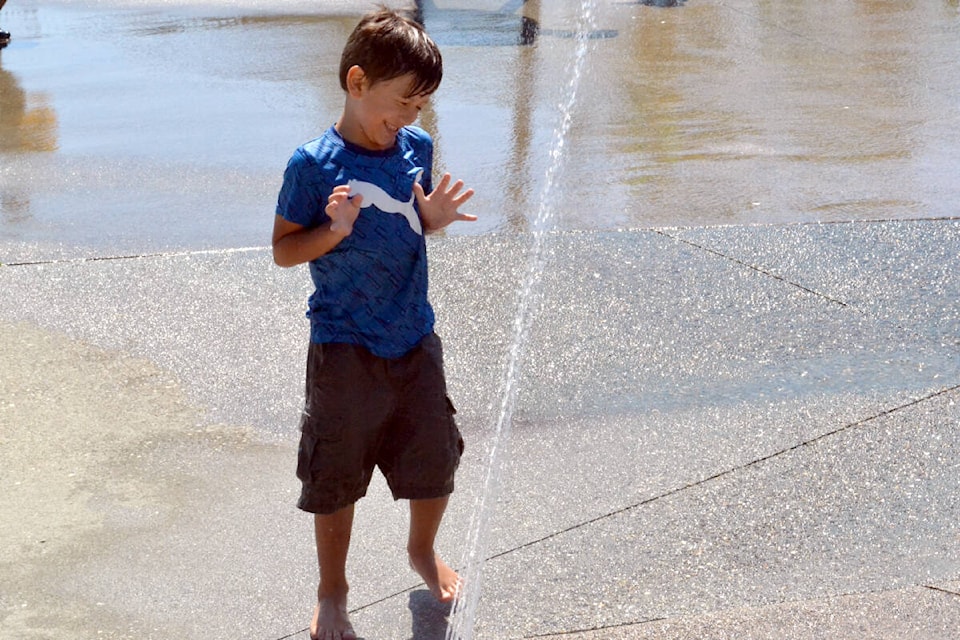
276,125,436,358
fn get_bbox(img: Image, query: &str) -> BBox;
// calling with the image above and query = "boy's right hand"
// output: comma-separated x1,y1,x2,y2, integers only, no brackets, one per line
326,185,363,237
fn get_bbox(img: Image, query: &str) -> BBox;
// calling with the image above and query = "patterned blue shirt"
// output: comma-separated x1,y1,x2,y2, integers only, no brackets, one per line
276,125,436,358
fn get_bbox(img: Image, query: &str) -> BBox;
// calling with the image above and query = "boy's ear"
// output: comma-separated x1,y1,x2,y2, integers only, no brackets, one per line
345,65,367,97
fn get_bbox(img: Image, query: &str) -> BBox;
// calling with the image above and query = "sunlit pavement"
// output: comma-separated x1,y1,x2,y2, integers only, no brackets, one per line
2,1,960,639
3,220,959,639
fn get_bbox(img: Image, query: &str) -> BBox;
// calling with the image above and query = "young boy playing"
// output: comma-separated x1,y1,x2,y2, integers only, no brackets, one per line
272,8,475,640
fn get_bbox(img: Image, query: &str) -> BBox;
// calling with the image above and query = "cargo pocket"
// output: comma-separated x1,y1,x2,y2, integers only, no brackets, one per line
296,431,319,484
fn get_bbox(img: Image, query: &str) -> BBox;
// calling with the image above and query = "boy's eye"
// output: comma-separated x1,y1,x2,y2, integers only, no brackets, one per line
399,98,424,110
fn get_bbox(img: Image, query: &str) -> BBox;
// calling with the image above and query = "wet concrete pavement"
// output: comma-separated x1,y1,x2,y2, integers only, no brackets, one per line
2,0,960,259
2,0,960,638
2,221,959,639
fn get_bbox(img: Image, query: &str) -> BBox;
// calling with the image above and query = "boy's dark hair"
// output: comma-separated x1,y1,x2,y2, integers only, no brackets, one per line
339,8,443,97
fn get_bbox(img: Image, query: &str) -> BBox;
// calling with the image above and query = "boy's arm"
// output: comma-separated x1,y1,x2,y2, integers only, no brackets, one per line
271,216,347,267
272,186,364,267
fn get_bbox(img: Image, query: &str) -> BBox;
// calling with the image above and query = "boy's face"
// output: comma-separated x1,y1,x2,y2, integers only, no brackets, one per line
346,70,431,151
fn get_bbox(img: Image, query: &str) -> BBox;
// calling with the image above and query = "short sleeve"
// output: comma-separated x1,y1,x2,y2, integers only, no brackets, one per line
276,148,327,228
403,126,434,195
420,137,434,196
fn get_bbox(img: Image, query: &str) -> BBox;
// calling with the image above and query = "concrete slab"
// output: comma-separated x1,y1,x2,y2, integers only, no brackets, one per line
466,384,960,637
536,586,960,640
2,223,956,438
352,384,960,638
0,320,470,640
2,0,959,637
2,223,958,639
671,219,960,349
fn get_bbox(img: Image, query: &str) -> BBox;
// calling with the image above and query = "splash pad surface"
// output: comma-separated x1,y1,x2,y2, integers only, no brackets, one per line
1,1,959,638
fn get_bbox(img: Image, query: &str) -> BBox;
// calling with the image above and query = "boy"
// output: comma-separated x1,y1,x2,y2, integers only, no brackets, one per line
272,8,475,640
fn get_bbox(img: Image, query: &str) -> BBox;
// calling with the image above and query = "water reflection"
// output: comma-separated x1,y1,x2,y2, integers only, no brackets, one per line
407,0,547,235
415,0,543,47
1,0,957,259
0,48,58,224
562,0,960,228
504,1,539,232
416,0,617,46
0,56,58,153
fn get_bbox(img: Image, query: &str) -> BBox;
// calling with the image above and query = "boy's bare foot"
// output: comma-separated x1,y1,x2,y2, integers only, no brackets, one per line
310,595,356,640
409,551,461,603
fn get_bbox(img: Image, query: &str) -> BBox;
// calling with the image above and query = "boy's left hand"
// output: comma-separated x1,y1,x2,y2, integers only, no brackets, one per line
414,173,476,233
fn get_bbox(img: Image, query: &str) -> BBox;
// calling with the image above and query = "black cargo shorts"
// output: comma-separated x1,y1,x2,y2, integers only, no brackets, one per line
296,333,464,515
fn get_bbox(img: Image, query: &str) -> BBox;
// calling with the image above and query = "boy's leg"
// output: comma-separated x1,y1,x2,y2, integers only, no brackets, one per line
312,504,357,640
407,496,460,603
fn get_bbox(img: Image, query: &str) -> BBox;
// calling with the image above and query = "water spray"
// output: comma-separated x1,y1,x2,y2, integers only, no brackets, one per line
444,2,598,638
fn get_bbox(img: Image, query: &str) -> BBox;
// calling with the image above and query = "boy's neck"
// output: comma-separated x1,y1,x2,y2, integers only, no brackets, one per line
335,116,398,153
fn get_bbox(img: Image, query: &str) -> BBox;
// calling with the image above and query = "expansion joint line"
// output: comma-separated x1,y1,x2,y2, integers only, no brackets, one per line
272,575,441,640
523,582,960,638
925,585,960,599
656,227,960,356
270,328,959,640
655,230,853,311
487,382,960,563
0,246,268,268
521,616,667,638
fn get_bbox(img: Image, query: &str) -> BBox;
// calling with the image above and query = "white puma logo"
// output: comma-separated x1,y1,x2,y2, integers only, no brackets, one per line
347,177,422,236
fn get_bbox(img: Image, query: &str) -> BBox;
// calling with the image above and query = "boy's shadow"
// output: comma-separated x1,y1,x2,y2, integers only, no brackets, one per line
407,590,453,640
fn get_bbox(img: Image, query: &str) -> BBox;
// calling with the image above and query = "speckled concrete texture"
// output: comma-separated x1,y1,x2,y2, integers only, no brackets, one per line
536,586,960,640
2,220,959,639
4,0,960,634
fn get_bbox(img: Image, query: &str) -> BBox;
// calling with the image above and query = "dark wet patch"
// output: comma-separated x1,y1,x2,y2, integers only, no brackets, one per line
638,0,687,7
421,9,539,47
132,14,332,37
422,9,617,46
130,5,617,47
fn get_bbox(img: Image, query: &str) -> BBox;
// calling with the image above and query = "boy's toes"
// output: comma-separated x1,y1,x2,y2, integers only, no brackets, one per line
311,600,356,640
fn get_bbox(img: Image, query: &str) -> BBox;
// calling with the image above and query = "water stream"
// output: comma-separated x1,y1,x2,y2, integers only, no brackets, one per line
444,2,598,638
